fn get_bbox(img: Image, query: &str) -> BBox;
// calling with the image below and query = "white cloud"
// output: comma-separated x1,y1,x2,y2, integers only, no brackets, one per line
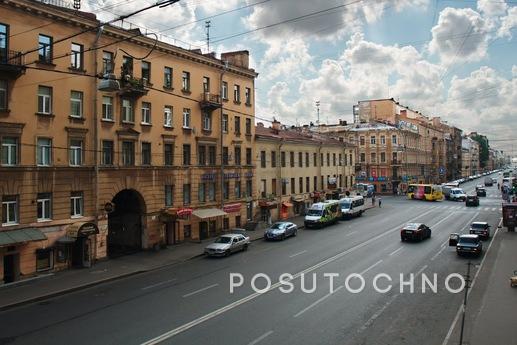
429,7,489,64
477,0,508,17
498,6,517,38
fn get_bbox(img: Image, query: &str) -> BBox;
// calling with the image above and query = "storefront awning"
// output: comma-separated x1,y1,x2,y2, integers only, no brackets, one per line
282,202,293,207
66,222,99,238
192,208,227,219
56,235,76,244
0,228,47,247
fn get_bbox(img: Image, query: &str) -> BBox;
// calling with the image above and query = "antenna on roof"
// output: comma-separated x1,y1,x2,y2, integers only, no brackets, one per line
205,20,211,53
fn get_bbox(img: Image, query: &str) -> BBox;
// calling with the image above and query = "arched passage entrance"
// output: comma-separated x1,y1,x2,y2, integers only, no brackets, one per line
108,189,146,257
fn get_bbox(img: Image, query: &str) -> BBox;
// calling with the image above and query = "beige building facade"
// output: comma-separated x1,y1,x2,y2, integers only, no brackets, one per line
0,0,256,283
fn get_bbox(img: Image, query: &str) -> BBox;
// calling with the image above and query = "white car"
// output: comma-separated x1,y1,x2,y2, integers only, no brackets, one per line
449,188,467,201
204,234,250,257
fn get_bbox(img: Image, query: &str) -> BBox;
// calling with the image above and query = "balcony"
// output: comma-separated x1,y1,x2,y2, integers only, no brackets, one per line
200,92,222,112
118,75,150,98
0,49,26,79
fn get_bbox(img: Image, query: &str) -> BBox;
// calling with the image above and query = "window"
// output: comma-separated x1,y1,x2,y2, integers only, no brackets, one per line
183,144,191,165
271,151,276,167
2,195,18,225
182,71,190,91
234,146,241,166
380,135,386,145
282,180,287,195
122,56,133,76
246,179,252,198
298,152,303,167
333,153,336,166
234,116,241,134
37,138,52,166
370,136,376,145
361,153,365,162
141,61,151,82
208,182,216,201
222,81,228,100
141,142,151,165
306,177,310,193
38,34,52,63
343,154,347,166
183,108,191,128
36,248,53,271
290,178,295,194
371,152,376,163
246,148,252,165
314,176,317,191
223,147,229,165
164,143,173,166
37,193,52,221
360,136,365,145
102,51,113,74
349,153,353,165
122,99,134,123
281,152,286,167
183,184,191,204
235,215,241,228
306,152,309,167
0,25,7,65
327,153,330,166
290,152,295,167
208,146,216,165
122,141,135,166
203,76,210,93
320,153,324,166
69,139,83,166
246,118,252,135
0,80,6,110
164,67,172,88
198,182,206,202
101,140,113,165
235,181,241,198
70,91,83,118
339,154,342,166
381,152,386,163
70,43,83,69
202,112,211,131
38,86,52,114
234,85,240,103
392,152,398,162
222,114,228,133
141,102,151,124
70,192,83,218
313,153,317,167
299,177,303,193
260,150,266,168
161,105,172,128
198,145,206,165
392,135,397,144
1,137,17,166
223,181,230,200
164,185,173,206
245,87,251,105
102,96,113,120
184,225,192,239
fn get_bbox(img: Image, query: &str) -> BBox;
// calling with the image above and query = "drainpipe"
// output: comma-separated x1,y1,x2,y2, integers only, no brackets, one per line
277,139,283,219
220,62,227,215
93,26,103,262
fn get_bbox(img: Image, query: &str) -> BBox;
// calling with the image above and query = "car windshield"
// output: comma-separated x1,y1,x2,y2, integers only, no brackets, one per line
340,201,351,208
271,223,286,229
214,236,232,244
471,223,486,229
307,209,322,216
459,237,478,244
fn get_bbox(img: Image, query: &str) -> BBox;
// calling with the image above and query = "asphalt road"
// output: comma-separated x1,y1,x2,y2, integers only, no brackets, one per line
0,174,504,345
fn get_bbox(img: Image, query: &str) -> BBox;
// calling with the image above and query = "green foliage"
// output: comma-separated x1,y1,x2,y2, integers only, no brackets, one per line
471,134,489,168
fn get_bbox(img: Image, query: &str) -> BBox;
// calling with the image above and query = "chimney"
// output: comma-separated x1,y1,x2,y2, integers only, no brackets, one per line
271,119,281,131
257,122,264,128
221,50,250,69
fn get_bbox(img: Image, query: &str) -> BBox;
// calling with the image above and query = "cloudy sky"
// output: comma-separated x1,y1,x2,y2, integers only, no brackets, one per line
84,0,517,153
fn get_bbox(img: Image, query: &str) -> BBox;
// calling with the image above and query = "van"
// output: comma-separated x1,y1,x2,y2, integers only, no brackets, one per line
304,200,340,229
339,196,365,218
484,176,493,186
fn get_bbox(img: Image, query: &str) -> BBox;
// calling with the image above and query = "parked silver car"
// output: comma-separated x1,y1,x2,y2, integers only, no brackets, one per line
264,222,298,240
204,234,250,257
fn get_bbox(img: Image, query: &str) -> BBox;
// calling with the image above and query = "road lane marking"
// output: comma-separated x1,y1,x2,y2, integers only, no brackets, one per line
491,208,496,211
415,264,428,276
441,218,502,345
345,231,357,237
182,283,218,298
294,285,344,318
247,331,273,345
289,250,307,258
431,245,447,261
358,294,399,332
388,247,403,256
140,208,437,345
141,279,176,291
360,260,383,275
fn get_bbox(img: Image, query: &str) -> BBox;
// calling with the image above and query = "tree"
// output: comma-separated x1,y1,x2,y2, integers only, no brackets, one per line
470,134,489,168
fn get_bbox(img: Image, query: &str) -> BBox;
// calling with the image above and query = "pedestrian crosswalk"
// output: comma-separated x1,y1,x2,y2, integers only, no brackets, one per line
408,204,502,213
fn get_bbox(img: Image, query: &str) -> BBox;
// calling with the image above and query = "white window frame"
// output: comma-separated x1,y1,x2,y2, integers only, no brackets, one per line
182,108,191,128
70,192,83,218
70,43,83,69
1,137,17,166
234,84,240,102
2,196,18,226
380,135,386,145
37,193,52,221
245,87,251,104
202,112,211,131
69,139,83,166
222,114,228,133
38,86,52,114
165,185,173,206
370,136,376,145
122,99,134,123
37,138,52,166
102,96,113,121
392,135,397,144
141,102,151,124
182,71,190,91
70,90,83,118
0,80,7,110
222,81,228,100
164,106,172,127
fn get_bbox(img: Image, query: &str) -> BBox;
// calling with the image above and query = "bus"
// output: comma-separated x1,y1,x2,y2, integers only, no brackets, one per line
355,183,375,197
407,184,443,201
339,196,365,219
304,200,341,228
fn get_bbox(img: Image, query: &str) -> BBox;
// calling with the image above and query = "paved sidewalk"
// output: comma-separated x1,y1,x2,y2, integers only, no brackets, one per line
0,215,305,311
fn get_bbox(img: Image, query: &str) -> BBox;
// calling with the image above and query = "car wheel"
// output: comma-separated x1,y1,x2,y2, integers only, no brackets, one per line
243,244,248,251
224,249,231,257
281,234,286,241
293,229,297,237
401,237,405,242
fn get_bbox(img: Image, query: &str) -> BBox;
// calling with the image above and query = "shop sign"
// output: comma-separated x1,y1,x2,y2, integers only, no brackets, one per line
224,172,240,179
67,222,99,238
223,203,241,213
201,173,217,180
244,172,254,178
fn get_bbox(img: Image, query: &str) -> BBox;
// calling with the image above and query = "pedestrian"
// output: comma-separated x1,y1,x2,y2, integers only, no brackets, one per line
372,195,375,206
378,197,382,208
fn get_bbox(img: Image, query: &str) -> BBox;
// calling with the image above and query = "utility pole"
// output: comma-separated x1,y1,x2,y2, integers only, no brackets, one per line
316,100,320,130
205,20,211,53
459,261,473,345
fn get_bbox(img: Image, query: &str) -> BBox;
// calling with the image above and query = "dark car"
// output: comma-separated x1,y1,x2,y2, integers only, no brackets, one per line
469,222,491,240
466,195,479,206
454,234,483,256
476,188,487,197
401,223,431,242
264,222,298,240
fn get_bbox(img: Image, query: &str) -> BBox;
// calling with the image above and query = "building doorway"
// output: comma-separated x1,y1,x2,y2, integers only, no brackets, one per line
108,189,146,257
3,253,19,283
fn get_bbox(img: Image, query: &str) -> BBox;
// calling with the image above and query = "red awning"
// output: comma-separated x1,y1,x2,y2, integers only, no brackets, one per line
177,208,193,217
223,203,241,213
282,202,293,208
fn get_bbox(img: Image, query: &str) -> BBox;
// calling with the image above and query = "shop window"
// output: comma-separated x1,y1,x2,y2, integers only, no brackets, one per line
183,224,191,239
36,248,53,271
